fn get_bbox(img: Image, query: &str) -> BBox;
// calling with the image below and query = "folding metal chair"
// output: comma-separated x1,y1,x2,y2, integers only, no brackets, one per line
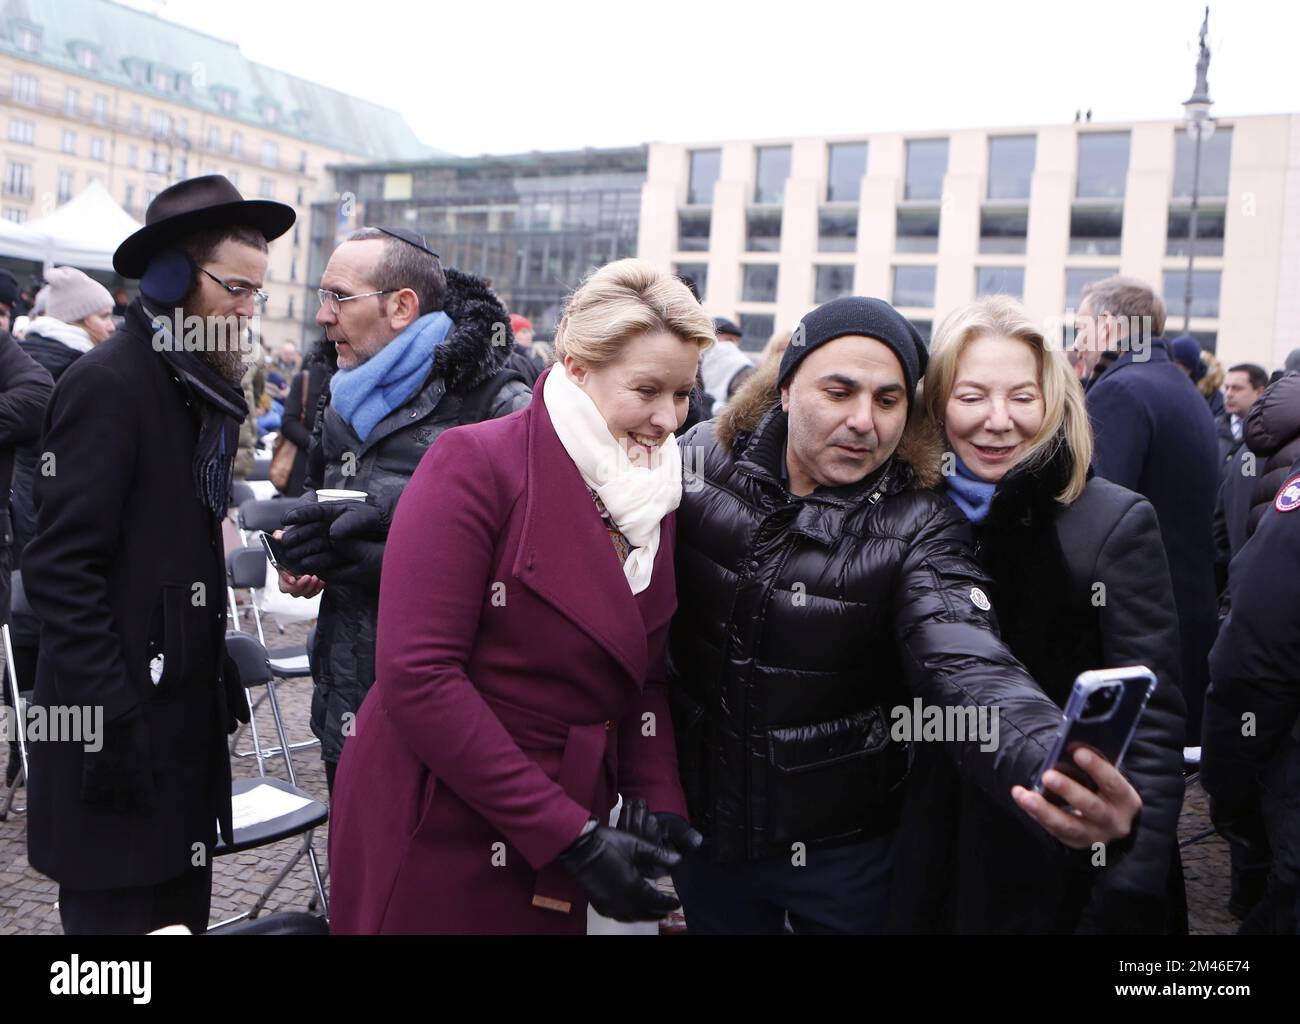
212,632,328,926
0,622,28,820
235,496,298,548
226,546,318,773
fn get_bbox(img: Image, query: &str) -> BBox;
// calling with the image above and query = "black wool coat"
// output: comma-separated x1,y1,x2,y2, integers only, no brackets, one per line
21,300,239,889
892,444,1187,934
0,329,52,625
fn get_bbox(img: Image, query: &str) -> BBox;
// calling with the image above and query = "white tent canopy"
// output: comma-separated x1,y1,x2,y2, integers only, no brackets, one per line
0,181,140,272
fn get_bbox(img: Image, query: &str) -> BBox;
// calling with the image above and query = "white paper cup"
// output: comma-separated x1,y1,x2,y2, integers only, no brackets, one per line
316,489,368,503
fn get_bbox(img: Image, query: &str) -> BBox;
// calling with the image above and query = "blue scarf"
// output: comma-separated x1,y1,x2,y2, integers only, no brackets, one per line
944,451,999,524
329,311,452,441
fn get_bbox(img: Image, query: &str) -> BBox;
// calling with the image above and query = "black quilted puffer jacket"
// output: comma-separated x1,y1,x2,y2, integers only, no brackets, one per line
668,406,1069,864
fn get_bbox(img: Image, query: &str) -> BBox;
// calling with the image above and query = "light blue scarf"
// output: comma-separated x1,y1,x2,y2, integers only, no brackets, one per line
329,311,452,441
944,452,999,524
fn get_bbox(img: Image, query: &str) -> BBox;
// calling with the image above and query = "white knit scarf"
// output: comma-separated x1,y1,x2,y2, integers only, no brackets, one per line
543,365,682,594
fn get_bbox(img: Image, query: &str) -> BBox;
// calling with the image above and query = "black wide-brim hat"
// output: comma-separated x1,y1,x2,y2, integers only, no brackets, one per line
113,174,296,277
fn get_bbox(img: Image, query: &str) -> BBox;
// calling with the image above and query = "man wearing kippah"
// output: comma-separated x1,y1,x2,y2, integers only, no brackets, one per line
660,296,1141,933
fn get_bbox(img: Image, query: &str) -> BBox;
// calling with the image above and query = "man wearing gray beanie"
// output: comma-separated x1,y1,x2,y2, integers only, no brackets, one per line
656,295,1143,933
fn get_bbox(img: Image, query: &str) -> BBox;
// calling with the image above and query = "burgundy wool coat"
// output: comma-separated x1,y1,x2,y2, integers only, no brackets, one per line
328,368,689,934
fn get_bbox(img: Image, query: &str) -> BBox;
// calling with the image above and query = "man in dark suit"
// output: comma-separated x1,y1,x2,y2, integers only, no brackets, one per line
21,176,295,934
1078,276,1219,742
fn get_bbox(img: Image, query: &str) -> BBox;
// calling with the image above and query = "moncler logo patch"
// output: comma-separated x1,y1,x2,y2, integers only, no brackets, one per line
970,587,991,611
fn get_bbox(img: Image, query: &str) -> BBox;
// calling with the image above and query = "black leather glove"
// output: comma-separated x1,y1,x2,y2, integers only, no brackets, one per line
82,706,154,815
556,821,682,922
327,500,389,543
223,653,250,735
617,798,704,857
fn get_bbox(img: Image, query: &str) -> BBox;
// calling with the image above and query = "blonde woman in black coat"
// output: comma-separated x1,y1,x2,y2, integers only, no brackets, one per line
894,295,1187,934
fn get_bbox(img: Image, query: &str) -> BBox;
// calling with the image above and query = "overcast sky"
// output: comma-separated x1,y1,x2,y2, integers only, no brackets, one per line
128,0,1298,156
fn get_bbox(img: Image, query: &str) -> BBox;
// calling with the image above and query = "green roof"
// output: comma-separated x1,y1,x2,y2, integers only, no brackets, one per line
0,0,439,160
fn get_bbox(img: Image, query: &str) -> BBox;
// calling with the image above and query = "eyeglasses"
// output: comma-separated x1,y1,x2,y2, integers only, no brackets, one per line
316,288,395,315
198,266,268,304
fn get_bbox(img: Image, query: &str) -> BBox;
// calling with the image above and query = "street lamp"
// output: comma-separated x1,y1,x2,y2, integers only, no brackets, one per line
1181,6,1215,334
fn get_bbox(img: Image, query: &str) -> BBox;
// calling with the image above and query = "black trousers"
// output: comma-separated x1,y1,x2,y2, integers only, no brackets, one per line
325,758,337,795
59,863,213,935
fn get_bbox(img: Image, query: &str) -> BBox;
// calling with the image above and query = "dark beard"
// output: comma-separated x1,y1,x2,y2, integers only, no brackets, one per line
193,343,247,384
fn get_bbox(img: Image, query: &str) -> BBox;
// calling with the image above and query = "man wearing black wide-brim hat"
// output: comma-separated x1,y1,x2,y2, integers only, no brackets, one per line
21,175,295,934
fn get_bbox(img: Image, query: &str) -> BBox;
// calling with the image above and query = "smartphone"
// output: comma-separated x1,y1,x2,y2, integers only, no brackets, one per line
1031,666,1157,806
259,531,302,578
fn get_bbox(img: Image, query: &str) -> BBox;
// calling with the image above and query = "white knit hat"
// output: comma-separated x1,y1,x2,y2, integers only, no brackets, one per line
44,266,113,324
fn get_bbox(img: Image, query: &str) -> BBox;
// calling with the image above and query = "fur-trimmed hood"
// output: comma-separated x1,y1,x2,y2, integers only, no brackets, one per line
715,356,945,490
307,267,513,394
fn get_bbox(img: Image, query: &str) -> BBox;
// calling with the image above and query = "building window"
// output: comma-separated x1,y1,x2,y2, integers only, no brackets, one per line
228,170,240,189
177,118,189,140
677,208,710,251
130,62,146,85
131,104,142,130
741,264,779,303
675,263,708,300
150,111,172,136
175,155,188,178
77,46,99,72
1172,127,1232,198
910,319,932,343
814,265,855,304
61,129,77,155
290,258,297,282
1166,205,1225,258
905,139,948,201
219,90,236,113
979,206,1028,254
152,67,172,92
892,265,936,308
259,177,275,199
827,142,868,203
754,146,791,204
5,162,32,198
1065,267,1119,310
126,144,139,168
149,148,165,173
15,27,40,53
987,135,1036,200
1069,203,1123,255
12,74,37,106
687,149,720,205
231,132,243,159
295,186,304,206
124,184,135,211
287,295,295,319
3,207,27,224
144,189,159,208
1076,132,1130,198
207,126,220,150
746,208,782,252
262,141,279,168
90,137,106,161
57,169,74,204
299,150,308,173
64,87,79,116
7,119,35,145
737,313,775,352
896,206,940,253
975,266,1025,299
1164,269,1221,320
818,207,858,252
92,94,108,123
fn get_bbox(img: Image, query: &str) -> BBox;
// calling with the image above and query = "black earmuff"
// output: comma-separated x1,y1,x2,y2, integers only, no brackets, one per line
139,249,198,306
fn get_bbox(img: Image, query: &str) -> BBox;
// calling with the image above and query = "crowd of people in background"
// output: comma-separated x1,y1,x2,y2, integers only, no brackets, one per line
1,171,1297,937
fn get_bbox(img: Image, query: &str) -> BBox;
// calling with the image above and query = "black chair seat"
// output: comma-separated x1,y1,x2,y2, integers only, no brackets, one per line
238,498,299,534
267,646,311,678
215,777,327,855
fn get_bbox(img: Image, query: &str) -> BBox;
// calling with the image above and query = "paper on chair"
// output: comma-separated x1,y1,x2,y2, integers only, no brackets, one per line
230,783,314,830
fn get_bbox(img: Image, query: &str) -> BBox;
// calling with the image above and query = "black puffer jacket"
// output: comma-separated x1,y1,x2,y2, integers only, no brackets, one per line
1215,373,1300,575
668,405,1070,864
303,268,531,763
893,441,1186,933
